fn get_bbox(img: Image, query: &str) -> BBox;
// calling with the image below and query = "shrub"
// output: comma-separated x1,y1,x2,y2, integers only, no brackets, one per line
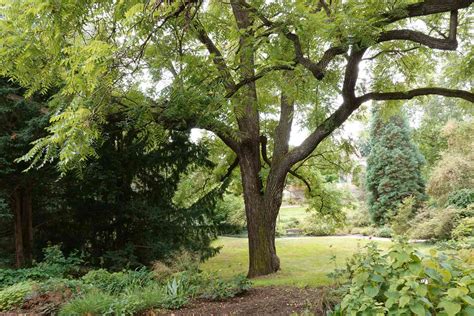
201,274,251,301
284,217,301,229
151,261,173,282
374,226,392,238
59,290,115,316
428,153,474,206
161,276,189,309
350,226,376,236
81,267,153,294
36,278,84,295
409,206,460,240
390,196,415,236
0,246,82,289
452,217,474,240
166,250,201,273
301,215,338,236
448,189,474,209
329,240,474,316
346,206,371,228
0,281,34,312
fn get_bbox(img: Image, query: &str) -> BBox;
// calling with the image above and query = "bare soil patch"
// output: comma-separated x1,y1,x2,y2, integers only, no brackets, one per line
159,286,336,316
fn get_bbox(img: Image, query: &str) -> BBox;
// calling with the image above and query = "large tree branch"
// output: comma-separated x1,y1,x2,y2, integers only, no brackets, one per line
378,10,459,50
285,49,365,167
378,29,458,50
260,135,312,192
230,0,260,141
284,85,473,167
358,87,474,104
192,19,236,93
272,79,295,162
220,157,240,181
235,0,346,81
381,0,472,25
225,64,295,99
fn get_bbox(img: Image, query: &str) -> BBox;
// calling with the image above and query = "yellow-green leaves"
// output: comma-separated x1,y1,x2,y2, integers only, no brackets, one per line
17,103,101,173
61,39,115,96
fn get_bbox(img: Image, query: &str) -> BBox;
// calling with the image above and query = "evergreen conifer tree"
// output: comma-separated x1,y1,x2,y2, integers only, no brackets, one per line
366,108,426,225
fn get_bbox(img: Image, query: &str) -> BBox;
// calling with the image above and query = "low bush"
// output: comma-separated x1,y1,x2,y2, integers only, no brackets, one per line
390,196,415,236
0,281,34,312
283,217,301,230
201,274,251,301
346,206,371,228
452,217,474,240
350,226,376,236
59,290,115,316
151,261,173,282
409,206,460,240
301,215,338,236
0,246,252,314
81,267,153,294
375,226,392,238
447,189,474,209
36,278,84,295
161,276,190,309
329,240,474,316
0,246,82,289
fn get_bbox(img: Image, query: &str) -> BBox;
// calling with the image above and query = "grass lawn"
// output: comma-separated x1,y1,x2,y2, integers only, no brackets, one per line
201,236,392,287
277,205,310,225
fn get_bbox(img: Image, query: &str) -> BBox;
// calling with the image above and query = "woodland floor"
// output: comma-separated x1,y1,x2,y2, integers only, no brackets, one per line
159,286,335,316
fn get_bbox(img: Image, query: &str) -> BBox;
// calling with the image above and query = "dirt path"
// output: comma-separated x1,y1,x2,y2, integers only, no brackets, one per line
159,286,336,316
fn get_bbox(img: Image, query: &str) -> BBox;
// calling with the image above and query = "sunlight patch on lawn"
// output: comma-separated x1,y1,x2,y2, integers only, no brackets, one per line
201,236,392,287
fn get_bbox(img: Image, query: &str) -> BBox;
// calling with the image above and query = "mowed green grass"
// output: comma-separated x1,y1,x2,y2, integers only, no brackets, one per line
201,236,392,287
277,205,309,225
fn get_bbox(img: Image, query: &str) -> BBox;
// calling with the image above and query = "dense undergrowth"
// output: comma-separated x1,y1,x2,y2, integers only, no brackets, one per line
329,239,474,316
0,246,251,315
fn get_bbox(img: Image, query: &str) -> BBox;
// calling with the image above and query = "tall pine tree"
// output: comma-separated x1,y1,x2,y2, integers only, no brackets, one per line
366,108,426,225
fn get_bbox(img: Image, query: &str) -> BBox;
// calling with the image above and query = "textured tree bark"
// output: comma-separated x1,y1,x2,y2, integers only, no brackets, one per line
13,189,25,268
12,186,33,267
240,151,283,277
21,185,33,266
239,136,289,277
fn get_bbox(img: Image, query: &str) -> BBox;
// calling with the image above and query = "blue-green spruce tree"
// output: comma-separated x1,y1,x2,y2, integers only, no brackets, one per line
366,109,427,225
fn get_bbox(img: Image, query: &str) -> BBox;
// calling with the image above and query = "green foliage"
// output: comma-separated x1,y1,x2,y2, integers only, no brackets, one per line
390,196,415,236
409,204,474,241
452,218,474,240
330,241,474,316
301,215,338,236
427,121,474,206
0,246,82,289
0,281,34,312
366,109,426,225
58,268,252,315
448,189,474,209
36,278,84,296
201,274,252,301
409,206,461,241
59,290,115,316
161,276,190,309
81,268,153,294
376,226,393,238
213,193,246,234
412,98,471,175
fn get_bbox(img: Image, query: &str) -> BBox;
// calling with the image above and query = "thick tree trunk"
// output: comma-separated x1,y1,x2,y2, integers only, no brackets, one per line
240,145,286,277
13,189,25,268
22,186,33,265
12,186,33,267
